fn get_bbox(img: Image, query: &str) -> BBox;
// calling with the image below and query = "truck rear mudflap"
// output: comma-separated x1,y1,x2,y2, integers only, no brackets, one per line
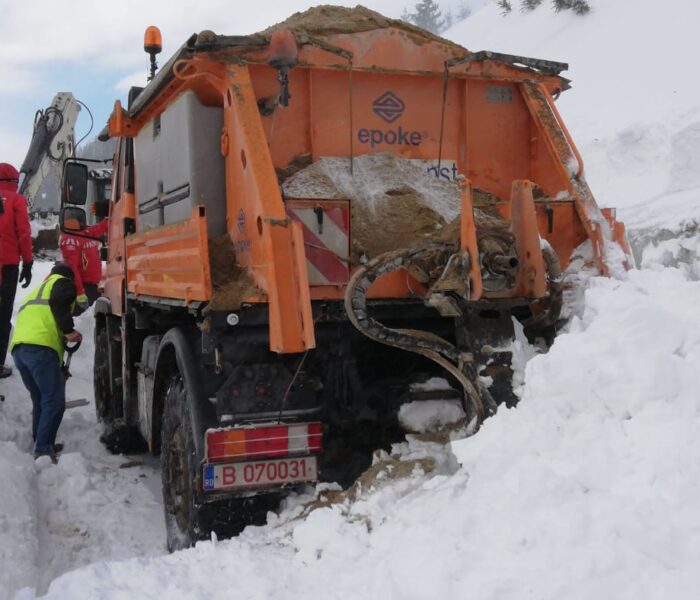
202,422,322,493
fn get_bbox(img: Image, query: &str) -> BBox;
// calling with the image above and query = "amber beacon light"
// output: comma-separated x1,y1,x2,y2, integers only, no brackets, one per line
144,26,163,81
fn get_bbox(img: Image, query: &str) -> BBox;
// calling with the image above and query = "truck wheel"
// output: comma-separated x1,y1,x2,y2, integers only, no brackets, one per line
161,373,204,551
160,372,285,550
94,318,145,454
94,320,114,422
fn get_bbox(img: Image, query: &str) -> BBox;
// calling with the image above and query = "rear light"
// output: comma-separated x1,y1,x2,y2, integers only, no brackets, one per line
206,422,323,463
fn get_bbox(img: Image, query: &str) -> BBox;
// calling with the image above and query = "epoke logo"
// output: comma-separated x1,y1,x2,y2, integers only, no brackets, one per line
372,92,405,123
358,91,423,148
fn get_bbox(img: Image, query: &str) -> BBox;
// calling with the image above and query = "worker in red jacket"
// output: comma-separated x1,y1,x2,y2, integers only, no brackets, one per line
0,163,34,378
59,217,108,314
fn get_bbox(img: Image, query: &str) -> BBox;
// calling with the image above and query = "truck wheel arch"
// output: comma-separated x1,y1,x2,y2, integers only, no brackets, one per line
93,296,112,315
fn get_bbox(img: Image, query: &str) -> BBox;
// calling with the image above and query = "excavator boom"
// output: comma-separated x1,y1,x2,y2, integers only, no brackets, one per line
19,92,81,212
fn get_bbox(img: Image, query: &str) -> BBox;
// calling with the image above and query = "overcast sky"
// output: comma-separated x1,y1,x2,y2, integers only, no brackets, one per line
0,0,486,169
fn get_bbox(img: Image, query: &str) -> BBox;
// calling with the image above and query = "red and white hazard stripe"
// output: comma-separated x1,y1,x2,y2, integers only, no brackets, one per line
286,201,350,285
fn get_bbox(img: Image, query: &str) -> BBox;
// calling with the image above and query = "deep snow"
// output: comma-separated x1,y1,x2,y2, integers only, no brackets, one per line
0,263,164,599
2,0,700,598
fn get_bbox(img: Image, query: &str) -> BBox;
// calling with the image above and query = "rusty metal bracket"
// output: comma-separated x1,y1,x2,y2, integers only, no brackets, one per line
264,216,291,227
296,34,354,61
446,50,568,76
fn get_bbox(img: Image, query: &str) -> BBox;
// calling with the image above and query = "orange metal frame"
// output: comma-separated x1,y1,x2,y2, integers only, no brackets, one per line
105,25,629,353
125,206,212,303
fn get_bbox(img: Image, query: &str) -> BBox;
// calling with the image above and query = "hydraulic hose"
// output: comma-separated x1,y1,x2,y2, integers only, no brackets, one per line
18,107,64,194
344,243,486,422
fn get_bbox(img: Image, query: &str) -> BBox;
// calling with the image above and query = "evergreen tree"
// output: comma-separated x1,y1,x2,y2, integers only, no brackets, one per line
456,1,472,20
403,0,446,34
497,0,513,14
499,0,591,16
552,0,591,14
443,8,454,30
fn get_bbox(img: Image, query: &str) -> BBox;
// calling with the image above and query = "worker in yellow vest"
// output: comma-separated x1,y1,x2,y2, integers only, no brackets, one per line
10,263,82,463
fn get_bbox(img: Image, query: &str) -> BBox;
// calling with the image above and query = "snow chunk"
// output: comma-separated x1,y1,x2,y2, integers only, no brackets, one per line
398,400,465,433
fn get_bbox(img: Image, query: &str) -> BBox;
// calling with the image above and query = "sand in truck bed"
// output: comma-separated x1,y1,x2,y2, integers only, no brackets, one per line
208,234,262,310
258,5,466,49
207,153,507,309
281,153,506,261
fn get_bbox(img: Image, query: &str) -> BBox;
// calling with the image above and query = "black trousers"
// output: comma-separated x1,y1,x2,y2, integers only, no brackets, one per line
85,283,99,305
0,264,19,366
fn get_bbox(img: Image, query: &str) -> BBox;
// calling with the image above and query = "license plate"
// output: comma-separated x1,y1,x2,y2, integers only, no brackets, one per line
203,456,318,492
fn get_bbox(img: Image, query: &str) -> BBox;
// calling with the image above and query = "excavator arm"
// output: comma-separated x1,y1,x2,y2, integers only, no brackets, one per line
19,92,81,212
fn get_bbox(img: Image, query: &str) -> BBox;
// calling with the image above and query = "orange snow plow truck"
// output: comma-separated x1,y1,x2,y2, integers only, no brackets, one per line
60,7,630,550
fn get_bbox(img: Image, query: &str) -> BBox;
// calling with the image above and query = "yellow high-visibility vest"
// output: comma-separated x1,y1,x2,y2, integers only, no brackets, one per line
10,274,68,362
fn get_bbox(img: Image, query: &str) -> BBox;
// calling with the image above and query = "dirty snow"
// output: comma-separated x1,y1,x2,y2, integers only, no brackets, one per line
2,0,700,598
282,154,462,222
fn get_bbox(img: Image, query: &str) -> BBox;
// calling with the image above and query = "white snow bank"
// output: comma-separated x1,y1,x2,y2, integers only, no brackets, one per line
21,265,700,599
452,267,700,598
0,262,165,599
0,263,53,598
0,443,38,597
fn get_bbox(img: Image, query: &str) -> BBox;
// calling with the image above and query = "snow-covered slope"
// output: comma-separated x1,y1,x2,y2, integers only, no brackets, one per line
447,0,700,241
0,265,164,599
3,1,700,598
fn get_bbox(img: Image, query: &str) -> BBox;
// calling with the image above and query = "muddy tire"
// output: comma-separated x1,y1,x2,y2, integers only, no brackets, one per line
95,318,145,454
161,373,203,551
160,373,284,551
93,320,114,423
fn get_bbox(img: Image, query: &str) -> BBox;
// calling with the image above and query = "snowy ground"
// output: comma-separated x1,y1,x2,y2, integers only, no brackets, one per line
0,263,165,599
8,256,700,600
3,0,700,598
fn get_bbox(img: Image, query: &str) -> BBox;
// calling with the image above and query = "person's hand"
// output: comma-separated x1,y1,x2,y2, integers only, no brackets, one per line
19,261,33,288
64,330,82,344
76,294,89,311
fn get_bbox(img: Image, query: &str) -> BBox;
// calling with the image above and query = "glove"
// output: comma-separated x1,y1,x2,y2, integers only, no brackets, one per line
64,330,82,344
19,261,33,288
76,294,89,310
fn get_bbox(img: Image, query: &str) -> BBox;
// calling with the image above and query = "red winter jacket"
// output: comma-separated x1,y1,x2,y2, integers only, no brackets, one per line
59,218,109,296
0,163,33,267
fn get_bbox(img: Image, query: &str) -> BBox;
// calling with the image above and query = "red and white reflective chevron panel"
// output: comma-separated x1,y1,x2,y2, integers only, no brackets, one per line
286,200,350,285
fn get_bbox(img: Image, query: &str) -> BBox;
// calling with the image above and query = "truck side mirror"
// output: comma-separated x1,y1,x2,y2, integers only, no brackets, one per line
60,206,87,232
62,162,88,206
